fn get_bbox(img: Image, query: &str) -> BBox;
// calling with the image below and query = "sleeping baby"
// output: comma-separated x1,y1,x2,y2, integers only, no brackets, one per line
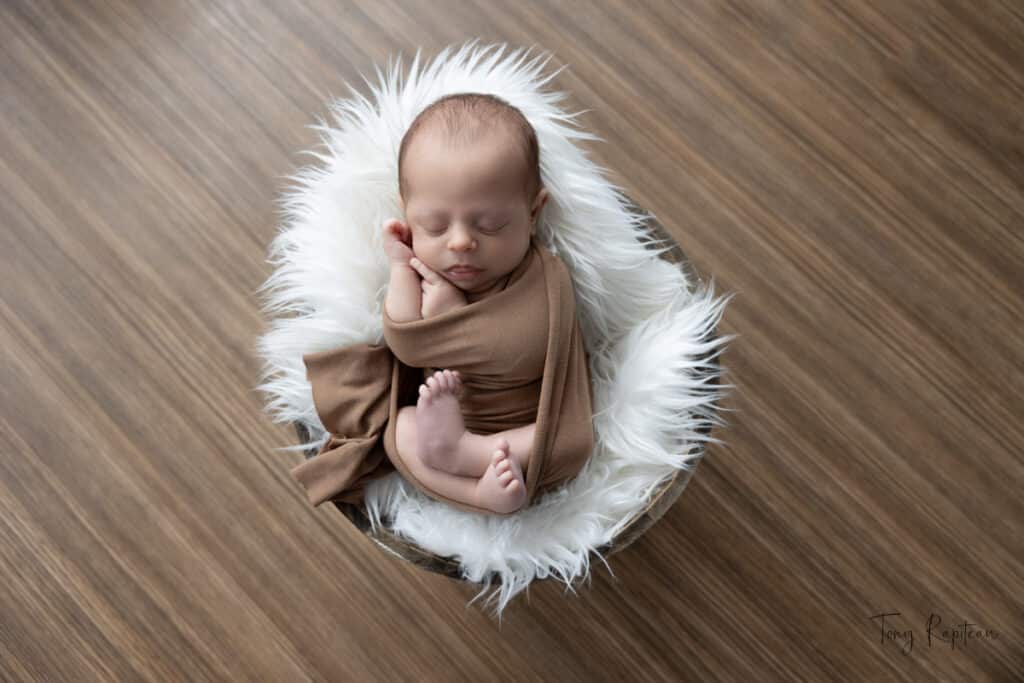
291,92,594,516
381,93,588,514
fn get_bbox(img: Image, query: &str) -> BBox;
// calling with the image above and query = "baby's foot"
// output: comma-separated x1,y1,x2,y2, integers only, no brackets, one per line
416,369,467,471
474,444,527,514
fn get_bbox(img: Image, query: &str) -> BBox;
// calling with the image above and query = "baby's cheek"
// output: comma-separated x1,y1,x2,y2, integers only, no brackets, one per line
421,255,450,277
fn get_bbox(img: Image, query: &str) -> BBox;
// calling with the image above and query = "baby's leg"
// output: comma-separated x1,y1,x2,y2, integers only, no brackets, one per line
394,407,527,514
415,370,534,477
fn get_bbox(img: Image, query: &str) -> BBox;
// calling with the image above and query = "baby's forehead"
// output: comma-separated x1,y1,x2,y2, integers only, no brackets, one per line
401,113,532,202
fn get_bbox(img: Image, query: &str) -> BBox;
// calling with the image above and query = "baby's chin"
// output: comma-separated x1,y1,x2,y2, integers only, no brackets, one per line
446,272,507,296
446,277,483,292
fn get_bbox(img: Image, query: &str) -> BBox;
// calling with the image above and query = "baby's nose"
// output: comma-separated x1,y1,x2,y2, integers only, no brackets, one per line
448,226,476,250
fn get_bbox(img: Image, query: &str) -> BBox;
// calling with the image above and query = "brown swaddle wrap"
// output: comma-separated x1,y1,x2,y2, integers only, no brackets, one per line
290,238,594,515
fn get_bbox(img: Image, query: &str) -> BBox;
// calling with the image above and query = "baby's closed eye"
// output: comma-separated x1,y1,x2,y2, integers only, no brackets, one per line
418,222,506,235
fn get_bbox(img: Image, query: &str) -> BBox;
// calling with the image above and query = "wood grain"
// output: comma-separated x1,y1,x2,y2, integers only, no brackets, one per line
1,1,1020,680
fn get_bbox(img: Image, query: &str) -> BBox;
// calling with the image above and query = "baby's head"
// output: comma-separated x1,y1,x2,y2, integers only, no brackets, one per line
397,93,548,297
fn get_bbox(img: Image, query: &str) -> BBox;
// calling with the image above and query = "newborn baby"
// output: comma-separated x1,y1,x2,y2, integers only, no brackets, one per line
381,93,551,514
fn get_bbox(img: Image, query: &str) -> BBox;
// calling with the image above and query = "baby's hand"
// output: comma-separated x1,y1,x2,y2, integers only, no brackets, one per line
382,218,414,265
409,257,467,319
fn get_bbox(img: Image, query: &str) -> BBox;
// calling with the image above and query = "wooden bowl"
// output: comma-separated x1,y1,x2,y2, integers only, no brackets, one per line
294,205,722,582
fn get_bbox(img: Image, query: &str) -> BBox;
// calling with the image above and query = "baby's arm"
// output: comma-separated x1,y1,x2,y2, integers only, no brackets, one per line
383,219,422,322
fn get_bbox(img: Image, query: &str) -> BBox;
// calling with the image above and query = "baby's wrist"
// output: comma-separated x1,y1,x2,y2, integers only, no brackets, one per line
388,257,417,271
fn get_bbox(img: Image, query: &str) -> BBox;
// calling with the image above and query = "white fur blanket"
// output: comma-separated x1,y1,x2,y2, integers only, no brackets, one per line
256,40,733,618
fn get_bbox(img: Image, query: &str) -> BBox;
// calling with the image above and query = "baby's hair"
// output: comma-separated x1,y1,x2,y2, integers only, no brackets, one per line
398,93,541,202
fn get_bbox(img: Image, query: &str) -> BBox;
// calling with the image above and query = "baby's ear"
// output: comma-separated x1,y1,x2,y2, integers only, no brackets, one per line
531,188,549,221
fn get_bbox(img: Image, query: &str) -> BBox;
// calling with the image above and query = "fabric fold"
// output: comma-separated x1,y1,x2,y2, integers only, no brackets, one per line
290,238,594,515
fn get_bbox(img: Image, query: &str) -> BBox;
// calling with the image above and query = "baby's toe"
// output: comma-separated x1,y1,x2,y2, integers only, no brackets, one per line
437,370,451,392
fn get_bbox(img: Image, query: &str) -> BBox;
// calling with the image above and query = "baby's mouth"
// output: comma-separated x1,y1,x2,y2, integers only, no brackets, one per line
446,265,483,280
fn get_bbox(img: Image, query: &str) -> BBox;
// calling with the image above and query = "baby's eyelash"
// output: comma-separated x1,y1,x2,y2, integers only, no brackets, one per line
422,223,507,234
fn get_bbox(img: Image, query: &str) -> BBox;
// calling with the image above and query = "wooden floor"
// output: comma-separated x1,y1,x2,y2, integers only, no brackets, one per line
2,1,1021,680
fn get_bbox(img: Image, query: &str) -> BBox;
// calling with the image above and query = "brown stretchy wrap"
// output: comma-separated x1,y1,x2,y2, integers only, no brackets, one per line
290,238,595,515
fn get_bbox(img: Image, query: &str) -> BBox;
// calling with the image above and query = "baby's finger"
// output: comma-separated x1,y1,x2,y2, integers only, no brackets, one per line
383,224,401,245
382,218,409,242
409,257,438,283
397,222,411,243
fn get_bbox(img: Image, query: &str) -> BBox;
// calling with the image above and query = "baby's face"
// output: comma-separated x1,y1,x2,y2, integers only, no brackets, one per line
400,129,547,298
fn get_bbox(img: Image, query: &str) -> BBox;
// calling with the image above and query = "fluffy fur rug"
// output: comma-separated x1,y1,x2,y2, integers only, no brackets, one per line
256,40,733,618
